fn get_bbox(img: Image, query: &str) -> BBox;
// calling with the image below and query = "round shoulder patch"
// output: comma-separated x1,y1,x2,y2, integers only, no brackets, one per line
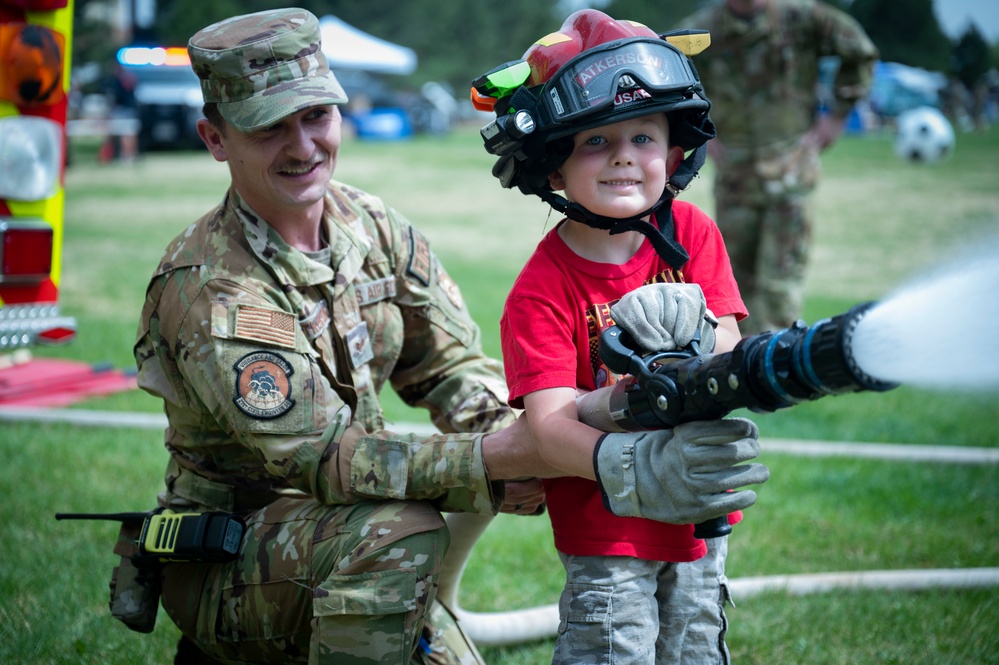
233,352,296,419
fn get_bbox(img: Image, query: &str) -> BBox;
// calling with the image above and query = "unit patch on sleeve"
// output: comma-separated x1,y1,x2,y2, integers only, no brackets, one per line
407,227,433,286
233,351,295,419
234,305,297,349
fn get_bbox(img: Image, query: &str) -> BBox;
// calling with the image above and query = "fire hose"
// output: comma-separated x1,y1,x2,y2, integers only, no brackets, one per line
438,302,899,646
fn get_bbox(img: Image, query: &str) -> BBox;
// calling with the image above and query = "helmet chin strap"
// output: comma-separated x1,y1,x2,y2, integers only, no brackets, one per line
537,144,707,271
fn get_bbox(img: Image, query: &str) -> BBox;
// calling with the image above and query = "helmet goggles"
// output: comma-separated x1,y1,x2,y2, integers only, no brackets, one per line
538,37,702,129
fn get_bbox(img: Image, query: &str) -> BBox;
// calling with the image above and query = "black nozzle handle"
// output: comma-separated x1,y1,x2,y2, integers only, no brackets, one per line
599,326,695,381
693,515,732,540
599,326,648,377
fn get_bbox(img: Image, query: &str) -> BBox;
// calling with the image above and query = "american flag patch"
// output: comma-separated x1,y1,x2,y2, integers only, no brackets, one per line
234,305,297,349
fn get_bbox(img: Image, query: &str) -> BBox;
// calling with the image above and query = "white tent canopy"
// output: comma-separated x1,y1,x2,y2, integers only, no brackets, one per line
319,15,417,75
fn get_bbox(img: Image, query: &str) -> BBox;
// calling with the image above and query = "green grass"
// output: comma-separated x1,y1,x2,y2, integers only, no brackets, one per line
485,588,999,665
2,122,998,664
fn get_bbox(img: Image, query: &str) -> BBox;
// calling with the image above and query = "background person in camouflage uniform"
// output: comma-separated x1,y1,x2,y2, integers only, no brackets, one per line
133,9,557,664
676,0,877,335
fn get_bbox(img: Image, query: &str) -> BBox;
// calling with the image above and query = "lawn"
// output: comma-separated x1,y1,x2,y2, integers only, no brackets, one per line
1,120,998,664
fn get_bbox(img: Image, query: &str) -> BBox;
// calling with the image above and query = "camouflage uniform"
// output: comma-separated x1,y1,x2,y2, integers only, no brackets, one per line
134,182,510,664
130,10,517,663
679,0,877,334
128,10,513,663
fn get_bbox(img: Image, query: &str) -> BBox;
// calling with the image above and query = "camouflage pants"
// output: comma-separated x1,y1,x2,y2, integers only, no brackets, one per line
714,146,820,336
160,497,482,664
553,537,732,665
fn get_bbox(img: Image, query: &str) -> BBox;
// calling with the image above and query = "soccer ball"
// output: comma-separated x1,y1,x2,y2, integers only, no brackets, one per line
893,106,955,164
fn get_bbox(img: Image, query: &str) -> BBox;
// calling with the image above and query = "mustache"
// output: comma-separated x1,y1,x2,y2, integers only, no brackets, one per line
277,152,330,172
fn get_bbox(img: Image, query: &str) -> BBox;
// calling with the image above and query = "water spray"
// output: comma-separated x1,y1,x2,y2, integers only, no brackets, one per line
849,244,999,390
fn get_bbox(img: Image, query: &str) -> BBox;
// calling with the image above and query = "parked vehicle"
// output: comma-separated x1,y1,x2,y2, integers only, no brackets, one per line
118,46,204,151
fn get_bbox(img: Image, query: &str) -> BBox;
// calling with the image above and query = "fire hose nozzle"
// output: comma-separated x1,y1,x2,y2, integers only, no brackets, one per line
578,302,898,539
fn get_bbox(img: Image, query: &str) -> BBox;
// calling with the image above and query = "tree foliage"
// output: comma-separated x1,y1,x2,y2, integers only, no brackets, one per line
951,24,991,88
848,0,951,71
107,0,566,91
71,0,999,95
325,0,564,89
73,0,719,94
603,0,706,31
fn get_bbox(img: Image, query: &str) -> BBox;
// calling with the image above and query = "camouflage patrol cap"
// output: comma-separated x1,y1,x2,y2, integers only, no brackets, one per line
188,8,348,132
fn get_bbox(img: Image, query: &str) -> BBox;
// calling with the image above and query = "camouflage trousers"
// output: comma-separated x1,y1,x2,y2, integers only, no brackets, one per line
713,145,821,336
160,496,484,664
553,537,732,665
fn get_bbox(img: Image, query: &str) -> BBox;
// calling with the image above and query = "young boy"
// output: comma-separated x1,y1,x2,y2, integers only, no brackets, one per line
473,10,755,663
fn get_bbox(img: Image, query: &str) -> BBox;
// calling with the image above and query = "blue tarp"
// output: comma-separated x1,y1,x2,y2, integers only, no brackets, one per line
868,61,947,117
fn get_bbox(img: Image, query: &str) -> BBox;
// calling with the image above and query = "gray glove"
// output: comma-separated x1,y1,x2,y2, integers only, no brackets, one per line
610,283,719,353
594,418,770,525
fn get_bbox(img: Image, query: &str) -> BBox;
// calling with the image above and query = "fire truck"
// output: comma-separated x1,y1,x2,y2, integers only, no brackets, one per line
0,0,75,350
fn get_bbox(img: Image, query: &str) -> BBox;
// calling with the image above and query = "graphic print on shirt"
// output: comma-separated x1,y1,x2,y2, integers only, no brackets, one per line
585,267,683,388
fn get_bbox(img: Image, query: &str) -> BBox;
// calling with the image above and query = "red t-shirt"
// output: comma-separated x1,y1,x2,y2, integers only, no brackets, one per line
501,201,747,562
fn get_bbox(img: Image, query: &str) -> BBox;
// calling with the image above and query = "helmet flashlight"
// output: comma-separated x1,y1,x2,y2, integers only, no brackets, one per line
481,109,536,157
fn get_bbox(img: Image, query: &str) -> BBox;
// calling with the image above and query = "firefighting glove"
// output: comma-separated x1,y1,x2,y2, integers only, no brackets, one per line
594,418,770,525
610,283,718,353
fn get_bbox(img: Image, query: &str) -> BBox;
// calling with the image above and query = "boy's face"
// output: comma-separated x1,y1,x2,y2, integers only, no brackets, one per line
549,114,684,221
